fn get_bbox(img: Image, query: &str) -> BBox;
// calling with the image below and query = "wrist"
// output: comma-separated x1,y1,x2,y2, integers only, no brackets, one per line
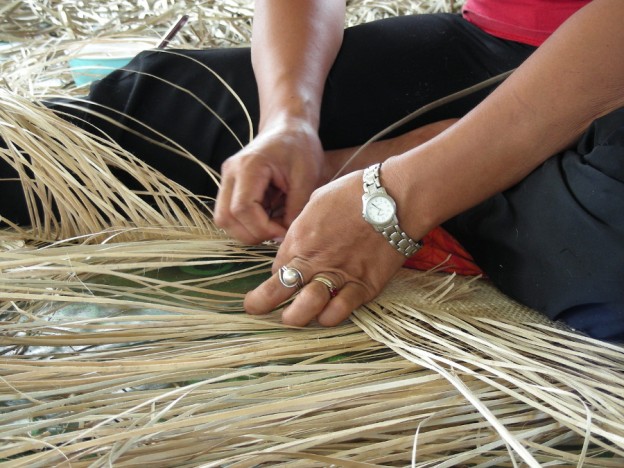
361,163,424,257
375,157,439,243
257,111,320,143
258,92,321,133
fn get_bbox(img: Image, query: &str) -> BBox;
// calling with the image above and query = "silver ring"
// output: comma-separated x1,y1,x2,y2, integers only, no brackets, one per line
278,266,304,289
312,276,339,298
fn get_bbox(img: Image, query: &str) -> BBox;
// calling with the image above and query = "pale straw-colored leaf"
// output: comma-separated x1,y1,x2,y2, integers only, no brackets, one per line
2,0,623,466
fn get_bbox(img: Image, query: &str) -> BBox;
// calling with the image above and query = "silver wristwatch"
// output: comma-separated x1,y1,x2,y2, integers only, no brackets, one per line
362,163,422,257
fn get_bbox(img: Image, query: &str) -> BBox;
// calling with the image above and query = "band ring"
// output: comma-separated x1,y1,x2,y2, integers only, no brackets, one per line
312,276,339,298
278,266,304,289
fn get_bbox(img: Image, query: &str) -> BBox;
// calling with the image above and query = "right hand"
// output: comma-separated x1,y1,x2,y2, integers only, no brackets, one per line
214,117,325,244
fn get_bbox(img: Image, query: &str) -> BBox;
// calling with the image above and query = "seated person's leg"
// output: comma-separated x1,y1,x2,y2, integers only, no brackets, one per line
47,47,260,199
445,108,624,342
317,13,535,149
1,47,260,227
49,13,535,192
3,13,534,227
0,158,30,226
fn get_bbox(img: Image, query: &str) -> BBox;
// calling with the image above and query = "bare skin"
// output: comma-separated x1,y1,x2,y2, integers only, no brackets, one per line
241,0,624,327
214,0,345,245
321,119,459,183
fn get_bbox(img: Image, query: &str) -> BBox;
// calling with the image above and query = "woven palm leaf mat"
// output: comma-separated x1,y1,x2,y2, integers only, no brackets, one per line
1,0,624,466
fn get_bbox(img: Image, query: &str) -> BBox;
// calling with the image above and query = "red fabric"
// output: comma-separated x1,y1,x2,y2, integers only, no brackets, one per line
462,0,590,46
404,226,483,276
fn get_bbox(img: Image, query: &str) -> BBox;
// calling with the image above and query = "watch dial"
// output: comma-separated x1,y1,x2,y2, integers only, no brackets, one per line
366,195,395,224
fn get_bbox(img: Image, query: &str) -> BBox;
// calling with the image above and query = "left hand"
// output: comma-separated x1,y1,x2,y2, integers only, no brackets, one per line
214,119,325,245
244,169,408,327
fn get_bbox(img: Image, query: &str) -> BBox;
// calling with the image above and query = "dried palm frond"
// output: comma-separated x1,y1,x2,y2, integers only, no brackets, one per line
2,253,623,466
0,98,622,463
0,1,464,97
1,1,462,43
1,0,623,466
0,89,220,241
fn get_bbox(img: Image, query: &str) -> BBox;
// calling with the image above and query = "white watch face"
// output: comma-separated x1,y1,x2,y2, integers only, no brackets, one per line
365,194,396,225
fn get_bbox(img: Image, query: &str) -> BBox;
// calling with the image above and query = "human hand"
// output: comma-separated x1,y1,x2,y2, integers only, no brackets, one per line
214,118,325,244
243,169,409,327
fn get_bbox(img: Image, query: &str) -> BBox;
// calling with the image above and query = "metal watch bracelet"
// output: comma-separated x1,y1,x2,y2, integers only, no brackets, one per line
362,163,422,257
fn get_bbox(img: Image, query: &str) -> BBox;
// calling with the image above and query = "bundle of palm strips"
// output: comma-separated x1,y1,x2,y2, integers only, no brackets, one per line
1,1,623,466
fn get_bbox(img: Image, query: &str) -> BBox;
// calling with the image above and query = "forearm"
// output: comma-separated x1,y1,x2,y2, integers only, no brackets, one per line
252,0,345,131
387,0,624,234
322,120,458,182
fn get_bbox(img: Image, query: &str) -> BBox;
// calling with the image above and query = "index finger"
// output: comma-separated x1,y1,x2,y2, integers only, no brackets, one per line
230,166,287,242
214,172,259,243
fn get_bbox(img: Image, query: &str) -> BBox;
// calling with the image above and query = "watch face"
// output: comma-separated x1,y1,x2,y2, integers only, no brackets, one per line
365,194,396,226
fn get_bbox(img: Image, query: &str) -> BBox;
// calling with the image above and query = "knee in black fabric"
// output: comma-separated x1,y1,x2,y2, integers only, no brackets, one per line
0,161,30,227
559,303,624,342
47,47,259,199
318,14,535,149
444,107,624,342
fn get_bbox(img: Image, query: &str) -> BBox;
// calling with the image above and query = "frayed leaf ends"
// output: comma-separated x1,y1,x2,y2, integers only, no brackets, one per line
0,89,218,242
2,1,624,466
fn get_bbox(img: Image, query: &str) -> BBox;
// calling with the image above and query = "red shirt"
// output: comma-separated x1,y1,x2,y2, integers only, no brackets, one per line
462,0,591,46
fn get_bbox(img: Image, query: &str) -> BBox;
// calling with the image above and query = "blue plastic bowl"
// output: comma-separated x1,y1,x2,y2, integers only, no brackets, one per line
69,57,135,85
68,40,158,86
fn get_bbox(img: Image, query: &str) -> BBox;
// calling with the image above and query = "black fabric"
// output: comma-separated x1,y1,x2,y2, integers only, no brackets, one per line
3,14,534,221
2,13,622,340
43,14,534,197
444,109,624,341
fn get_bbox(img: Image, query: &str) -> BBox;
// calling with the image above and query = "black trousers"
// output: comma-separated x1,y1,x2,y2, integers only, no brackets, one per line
2,14,622,340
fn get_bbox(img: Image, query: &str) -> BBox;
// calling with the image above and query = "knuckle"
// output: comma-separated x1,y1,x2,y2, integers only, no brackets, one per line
230,200,252,218
220,157,235,173
329,294,351,313
235,227,260,245
236,231,259,246
212,208,230,229
282,311,311,328
243,296,262,315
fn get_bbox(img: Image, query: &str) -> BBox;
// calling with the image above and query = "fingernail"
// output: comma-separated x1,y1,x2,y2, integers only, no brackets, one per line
272,236,284,244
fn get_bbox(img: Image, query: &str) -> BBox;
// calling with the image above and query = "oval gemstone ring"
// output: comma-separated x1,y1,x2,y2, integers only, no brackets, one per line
278,266,304,289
